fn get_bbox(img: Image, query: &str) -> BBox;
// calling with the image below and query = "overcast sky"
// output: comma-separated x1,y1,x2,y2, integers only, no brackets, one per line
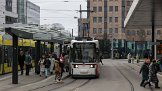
29,0,87,36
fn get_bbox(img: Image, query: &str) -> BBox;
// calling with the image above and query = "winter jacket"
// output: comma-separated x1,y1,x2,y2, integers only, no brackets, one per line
18,54,25,66
43,58,51,68
139,62,149,80
148,63,159,83
54,60,61,74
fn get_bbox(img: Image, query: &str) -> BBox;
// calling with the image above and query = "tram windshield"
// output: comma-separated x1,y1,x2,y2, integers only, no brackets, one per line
71,43,96,63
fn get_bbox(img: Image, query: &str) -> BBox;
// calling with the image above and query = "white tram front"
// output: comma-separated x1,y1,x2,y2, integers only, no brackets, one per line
69,39,100,78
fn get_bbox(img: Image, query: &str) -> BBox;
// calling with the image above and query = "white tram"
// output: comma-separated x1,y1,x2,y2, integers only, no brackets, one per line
69,38,100,78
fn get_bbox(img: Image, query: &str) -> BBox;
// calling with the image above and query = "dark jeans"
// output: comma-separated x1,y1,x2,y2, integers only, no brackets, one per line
20,65,24,75
60,63,64,78
26,65,30,75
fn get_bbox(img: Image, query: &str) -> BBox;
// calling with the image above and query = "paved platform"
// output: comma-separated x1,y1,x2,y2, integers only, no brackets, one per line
0,69,69,91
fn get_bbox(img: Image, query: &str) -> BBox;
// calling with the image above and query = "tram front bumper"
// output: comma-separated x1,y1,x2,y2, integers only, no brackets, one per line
72,68,96,76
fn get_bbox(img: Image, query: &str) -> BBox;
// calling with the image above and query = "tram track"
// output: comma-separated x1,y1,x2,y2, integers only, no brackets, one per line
112,62,135,91
69,79,91,91
28,75,76,91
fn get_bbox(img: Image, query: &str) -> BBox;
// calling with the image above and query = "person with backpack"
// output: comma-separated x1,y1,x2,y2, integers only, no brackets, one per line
24,51,32,76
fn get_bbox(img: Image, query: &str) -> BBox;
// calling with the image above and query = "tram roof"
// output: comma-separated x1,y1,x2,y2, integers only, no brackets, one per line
0,24,72,44
124,0,162,29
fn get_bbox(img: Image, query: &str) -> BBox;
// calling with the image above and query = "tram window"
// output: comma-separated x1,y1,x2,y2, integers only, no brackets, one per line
72,43,96,63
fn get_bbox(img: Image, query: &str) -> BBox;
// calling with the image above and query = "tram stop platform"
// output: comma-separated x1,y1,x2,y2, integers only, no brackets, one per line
0,69,69,91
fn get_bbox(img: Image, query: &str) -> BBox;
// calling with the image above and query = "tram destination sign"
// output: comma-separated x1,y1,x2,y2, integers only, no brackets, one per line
33,33,52,40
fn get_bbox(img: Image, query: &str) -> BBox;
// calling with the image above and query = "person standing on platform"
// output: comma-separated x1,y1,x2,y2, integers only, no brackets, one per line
54,58,62,83
44,55,51,78
18,51,25,75
24,51,32,76
59,53,65,78
49,53,55,74
39,54,46,77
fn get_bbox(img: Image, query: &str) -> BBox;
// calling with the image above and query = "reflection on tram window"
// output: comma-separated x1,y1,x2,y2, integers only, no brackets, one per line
72,43,96,63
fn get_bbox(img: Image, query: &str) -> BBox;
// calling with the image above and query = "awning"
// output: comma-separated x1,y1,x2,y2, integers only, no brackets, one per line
3,27,72,44
124,0,162,29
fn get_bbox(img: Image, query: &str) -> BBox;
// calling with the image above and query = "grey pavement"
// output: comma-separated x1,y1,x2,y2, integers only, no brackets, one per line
0,68,66,91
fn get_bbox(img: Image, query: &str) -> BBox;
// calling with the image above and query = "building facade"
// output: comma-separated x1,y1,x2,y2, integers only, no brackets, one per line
87,0,126,40
17,0,40,25
87,0,126,58
0,0,18,24
27,0,40,25
78,18,89,37
17,0,27,24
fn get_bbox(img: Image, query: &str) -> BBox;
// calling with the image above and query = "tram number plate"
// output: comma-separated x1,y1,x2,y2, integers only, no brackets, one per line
80,72,88,74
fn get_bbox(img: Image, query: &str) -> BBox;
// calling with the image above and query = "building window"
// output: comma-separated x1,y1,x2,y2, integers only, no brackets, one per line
132,30,136,35
122,28,125,33
98,6,102,12
93,7,97,12
109,17,112,23
93,17,97,23
147,30,151,35
6,0,12,12
127,1,131,6
109,6,113,12
104,6,107,12
109,28,113,33
157,30,161,35
127,30,130,35
115,28,118,33
104,17,107,22
98,28,102,33
93,28,97,34
115,6,118,12
115,17,118,23
104,29,107,33
98,17,102,23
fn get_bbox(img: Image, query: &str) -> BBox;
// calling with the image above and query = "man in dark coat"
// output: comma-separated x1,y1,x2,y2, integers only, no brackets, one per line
139,61,150,86
139,55,150,86
143,60,160,89
18,51,25,75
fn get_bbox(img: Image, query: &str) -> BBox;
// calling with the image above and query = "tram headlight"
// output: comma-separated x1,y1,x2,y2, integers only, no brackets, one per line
74,65,79,68
90,65,95,68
